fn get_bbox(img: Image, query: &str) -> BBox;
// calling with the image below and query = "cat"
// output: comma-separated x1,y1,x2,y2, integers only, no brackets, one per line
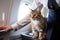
29,7,47,40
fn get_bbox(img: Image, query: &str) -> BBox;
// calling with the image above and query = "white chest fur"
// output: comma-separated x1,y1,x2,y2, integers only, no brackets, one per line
31,19,40,31
31,20,40,25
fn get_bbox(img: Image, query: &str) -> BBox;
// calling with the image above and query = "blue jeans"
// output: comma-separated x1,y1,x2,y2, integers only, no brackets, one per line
47,9,56,23
46,9,55,40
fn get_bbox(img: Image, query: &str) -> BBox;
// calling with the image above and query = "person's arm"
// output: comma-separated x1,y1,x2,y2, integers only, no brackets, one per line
3,14,31,31
11,14,31,30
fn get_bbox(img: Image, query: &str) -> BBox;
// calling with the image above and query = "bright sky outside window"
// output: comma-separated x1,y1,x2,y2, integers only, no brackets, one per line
17,3,30,21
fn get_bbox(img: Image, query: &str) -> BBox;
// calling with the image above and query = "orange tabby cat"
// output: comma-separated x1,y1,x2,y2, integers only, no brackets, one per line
29,7,47,40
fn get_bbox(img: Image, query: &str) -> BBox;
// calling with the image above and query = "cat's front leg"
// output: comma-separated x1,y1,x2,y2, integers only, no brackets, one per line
33,31,38,39
39,32,43,40
39,31,46,40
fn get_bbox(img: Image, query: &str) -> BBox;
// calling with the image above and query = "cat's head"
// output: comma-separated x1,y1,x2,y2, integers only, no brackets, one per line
30,7,42,20
31,7,41,14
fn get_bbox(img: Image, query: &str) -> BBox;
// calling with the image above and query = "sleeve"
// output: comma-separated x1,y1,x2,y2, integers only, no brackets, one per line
11,14,31,30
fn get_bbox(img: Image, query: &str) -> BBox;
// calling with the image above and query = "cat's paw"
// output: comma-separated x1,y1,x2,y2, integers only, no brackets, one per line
33,32,38,39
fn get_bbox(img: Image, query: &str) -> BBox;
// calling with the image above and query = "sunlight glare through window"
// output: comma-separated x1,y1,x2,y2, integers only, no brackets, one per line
18,3,30,21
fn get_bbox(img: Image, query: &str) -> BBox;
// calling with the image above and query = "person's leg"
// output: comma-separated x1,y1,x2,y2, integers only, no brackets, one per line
46,9,55,40
50,17,60,40
50,22,59,40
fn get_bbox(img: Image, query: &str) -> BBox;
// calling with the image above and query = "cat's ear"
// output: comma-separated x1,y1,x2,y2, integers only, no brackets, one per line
29,8,34,12
35,8,40,13
37,8,40,12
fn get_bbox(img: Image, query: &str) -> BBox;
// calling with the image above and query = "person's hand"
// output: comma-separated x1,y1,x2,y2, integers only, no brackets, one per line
4,25,12,32
0,25,5,30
